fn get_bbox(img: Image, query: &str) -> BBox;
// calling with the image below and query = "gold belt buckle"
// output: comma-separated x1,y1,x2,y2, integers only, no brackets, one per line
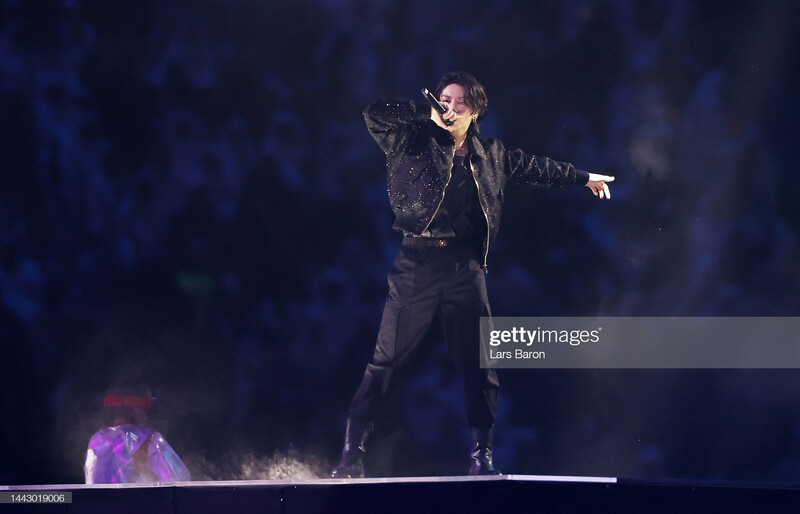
435,239,447,248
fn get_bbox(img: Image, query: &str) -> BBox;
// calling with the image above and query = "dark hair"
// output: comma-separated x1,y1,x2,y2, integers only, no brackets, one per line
434,71,489,132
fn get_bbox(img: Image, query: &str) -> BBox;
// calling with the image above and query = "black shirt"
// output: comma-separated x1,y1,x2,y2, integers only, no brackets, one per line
427,154,486,238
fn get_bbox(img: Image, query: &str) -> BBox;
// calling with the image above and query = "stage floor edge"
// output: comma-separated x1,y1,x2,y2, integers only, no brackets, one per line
2,474,800,513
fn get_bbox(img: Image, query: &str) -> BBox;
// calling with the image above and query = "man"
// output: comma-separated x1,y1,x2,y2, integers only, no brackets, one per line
331,71,613,478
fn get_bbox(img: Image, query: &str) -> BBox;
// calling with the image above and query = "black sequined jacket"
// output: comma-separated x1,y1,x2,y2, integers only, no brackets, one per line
364,99,589,272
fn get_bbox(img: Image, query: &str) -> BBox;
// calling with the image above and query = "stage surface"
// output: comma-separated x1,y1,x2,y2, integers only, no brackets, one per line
2,474,800,513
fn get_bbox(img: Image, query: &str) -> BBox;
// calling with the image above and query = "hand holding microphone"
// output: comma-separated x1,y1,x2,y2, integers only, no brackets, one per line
421,88,454,126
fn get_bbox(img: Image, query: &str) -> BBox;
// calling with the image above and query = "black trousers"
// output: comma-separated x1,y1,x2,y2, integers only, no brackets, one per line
347,237,500,428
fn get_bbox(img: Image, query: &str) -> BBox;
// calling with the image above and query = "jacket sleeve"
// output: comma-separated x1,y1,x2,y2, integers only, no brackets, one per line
505,148,590,188
363,99,426,154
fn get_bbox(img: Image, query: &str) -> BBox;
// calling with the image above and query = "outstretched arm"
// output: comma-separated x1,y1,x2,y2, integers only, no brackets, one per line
585,173,615,199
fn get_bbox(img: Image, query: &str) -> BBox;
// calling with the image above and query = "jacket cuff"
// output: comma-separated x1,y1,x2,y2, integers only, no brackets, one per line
576,168,590,185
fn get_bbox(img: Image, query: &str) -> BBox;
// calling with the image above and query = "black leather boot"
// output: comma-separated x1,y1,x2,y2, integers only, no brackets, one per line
330,419,373,478
468,426,501,475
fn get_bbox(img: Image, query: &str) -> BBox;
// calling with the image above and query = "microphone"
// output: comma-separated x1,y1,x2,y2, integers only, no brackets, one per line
421,88,454,126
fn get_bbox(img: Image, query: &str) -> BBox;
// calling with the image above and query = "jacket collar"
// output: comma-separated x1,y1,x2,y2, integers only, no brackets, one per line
468,133,487,160
428,120,487,160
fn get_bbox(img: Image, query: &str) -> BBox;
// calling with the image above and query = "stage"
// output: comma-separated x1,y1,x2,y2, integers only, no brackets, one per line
2,474,800,513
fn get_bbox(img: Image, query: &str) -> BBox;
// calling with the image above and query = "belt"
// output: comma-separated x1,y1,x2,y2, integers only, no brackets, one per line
402,237,480,249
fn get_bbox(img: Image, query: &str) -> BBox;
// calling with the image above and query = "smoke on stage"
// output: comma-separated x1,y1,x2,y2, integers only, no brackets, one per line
186,448,330,481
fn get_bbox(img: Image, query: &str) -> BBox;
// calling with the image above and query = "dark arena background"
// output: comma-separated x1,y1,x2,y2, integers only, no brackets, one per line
2,0,800,511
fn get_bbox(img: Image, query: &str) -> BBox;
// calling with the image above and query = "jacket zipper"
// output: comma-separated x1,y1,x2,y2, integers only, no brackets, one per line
468,155,491,273
421,147,455,235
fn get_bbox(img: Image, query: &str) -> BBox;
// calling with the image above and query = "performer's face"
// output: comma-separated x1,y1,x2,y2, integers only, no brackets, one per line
439,83,475,130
